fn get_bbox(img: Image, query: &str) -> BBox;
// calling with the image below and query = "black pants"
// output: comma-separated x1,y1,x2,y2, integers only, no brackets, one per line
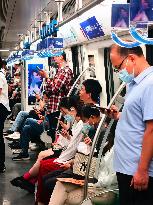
46,111,60,142
117,172,153,205
42,168,73,205
0,104,8,166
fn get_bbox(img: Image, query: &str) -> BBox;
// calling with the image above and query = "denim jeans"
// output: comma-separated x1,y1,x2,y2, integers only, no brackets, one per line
10,111,29,132
20,118,44,155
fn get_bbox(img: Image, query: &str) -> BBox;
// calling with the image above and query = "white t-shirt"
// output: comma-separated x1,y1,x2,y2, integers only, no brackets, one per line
0,70,10,111
54,120,83,164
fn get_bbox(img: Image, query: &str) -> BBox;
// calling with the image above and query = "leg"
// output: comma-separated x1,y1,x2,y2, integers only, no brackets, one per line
49,181,78,205
29,149,54,177
36,159,63,204
42,168,73,205
46,111,60,141
12,103,21,119
117,172,153,205
0,104,8,171
10,111,29,132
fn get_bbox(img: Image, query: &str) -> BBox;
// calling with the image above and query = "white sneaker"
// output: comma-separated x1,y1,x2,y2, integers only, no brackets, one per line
9,120,15,124
5,132,20,140
29,143,39,151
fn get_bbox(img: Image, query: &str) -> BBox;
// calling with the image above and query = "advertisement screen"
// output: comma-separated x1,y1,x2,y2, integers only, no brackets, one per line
28,64,43,105
80,16,105,40
111,4,130,28
130,0,153,22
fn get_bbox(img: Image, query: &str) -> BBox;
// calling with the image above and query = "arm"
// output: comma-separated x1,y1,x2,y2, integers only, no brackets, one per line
0,88,2,95
131,120,153,190
45,69,69,94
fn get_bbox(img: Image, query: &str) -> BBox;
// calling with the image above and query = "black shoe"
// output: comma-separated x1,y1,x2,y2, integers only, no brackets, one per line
0,164,6,173
10,176,35,193
12,152,30,161
3,130,14,136
8,141,21,149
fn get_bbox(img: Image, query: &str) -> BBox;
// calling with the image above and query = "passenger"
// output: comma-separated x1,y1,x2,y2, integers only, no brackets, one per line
10,79,102,203
10,96,83,193
38,52,73,140
109,43,153,205
35,79,102,205
48,107,115,205
4,92,47,139
0,59,10,172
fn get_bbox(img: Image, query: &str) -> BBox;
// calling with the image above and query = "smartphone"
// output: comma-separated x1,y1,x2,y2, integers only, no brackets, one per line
82,131,88,138
33,90,37,95
98,107,117,114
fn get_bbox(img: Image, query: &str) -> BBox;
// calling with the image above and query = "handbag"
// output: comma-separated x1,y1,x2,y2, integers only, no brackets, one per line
73,152,97,178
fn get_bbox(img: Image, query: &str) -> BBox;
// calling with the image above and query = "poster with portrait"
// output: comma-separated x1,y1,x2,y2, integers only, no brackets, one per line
28,64,43,105
130,0,153,23
111,4,130,28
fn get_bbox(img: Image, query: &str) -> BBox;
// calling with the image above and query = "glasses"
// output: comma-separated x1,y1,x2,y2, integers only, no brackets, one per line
113,56,128,73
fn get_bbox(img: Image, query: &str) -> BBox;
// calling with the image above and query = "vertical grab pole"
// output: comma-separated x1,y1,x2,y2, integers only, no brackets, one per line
83,82,126,199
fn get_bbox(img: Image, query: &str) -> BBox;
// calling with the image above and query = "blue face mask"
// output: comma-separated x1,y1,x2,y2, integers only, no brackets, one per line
82,123,93,134
119,68,134,83
64,114,75,123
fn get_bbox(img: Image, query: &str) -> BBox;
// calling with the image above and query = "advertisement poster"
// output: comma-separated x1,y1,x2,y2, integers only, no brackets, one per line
111,4,130,28
130,0,153,22
80,16,105,40
28,64,43,104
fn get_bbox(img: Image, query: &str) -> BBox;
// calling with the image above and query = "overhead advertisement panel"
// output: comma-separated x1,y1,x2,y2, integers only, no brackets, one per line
58,3,113,47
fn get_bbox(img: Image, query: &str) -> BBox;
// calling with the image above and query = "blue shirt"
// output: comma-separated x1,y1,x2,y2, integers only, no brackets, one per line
114,66,153,177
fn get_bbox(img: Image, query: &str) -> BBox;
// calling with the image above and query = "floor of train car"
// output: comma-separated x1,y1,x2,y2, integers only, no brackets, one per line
0,120,35,205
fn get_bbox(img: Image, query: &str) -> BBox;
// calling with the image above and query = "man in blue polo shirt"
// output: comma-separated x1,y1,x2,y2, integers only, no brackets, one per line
110,44,153,205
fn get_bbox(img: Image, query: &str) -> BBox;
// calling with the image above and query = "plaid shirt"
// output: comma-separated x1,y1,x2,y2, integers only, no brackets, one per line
45,66,73,113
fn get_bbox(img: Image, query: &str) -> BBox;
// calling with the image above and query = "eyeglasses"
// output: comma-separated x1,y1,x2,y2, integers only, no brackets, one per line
113,56,128,73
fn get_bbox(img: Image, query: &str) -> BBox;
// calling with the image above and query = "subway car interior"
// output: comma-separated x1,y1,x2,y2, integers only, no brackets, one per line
0,0,153,204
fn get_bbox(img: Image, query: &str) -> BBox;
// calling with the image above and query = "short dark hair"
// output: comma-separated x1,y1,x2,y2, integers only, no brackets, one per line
110,44,144,57
62,51,66,61
82,104,100,119
82,79,102,103
59,96,82,115
2,60,7,66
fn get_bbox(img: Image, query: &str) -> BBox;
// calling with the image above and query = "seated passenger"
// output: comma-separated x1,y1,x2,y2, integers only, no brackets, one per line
4,92,47,140
10,96,82,193
49,146,116,205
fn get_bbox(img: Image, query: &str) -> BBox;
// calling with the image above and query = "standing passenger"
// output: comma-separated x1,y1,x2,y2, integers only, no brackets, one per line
110,43,153,205
38,52,73,140
0,60,10,172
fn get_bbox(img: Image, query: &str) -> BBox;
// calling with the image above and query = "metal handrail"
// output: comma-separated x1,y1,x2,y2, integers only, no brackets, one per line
84,82,126,199
67,67,95,97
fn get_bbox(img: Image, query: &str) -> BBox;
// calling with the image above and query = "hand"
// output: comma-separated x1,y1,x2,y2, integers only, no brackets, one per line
60,162,71,170
61,129,70,138
84,137,92,145
130,169,149,191
38,70,49,79
35,94,41,100
107,105,120,120
37,120,43,124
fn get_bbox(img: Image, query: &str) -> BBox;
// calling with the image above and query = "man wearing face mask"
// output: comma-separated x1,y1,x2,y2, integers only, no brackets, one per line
0,60,10,172
110,44,153,205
